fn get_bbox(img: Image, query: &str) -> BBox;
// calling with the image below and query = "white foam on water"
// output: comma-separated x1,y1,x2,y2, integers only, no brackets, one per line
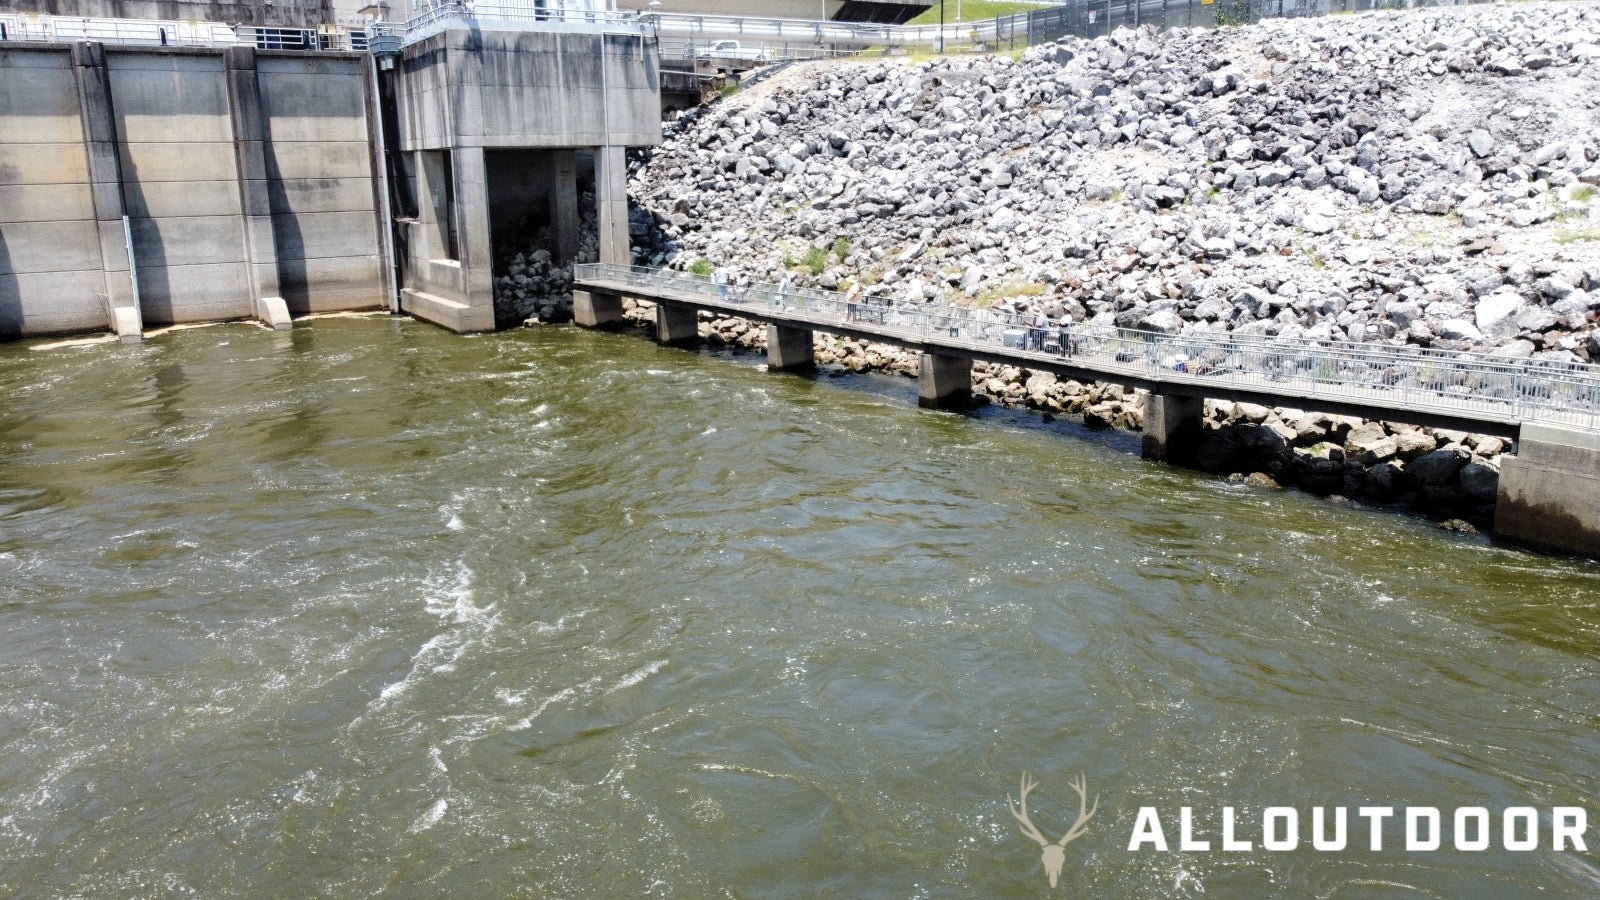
609,659,668,693
438,488,490,533
360,561,498,718
288,770,319,805
29,335,117,351
408,797,448,834
532,609,593,636
509,675,607,731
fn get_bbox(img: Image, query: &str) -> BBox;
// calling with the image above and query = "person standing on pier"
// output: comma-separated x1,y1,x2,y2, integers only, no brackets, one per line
777,273,793,309
1028,308,1050,352
714,266,730,301
844,282,862,323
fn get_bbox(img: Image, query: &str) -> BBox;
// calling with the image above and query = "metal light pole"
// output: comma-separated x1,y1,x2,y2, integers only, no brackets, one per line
939,0,944,53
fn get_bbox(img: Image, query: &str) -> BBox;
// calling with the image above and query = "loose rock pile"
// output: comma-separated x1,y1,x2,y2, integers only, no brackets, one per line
630,2,1600,360
1195,402,1503,519
492,190,602,325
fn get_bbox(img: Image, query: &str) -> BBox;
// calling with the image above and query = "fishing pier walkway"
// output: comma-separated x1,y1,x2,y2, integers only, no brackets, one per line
573,262,1600,556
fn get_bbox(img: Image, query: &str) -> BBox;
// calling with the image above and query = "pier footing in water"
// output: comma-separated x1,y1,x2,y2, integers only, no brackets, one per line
574,290,624,328
656,302,698,348
1497,424,1600,556
766,324,814,373
1141,392,1206,466
918,353,971,411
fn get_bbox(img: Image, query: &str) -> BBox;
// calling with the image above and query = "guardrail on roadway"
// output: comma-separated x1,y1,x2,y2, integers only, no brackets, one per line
575,262,1600,435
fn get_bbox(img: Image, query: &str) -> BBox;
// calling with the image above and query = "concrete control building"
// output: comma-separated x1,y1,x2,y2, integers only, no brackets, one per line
386,21,660,333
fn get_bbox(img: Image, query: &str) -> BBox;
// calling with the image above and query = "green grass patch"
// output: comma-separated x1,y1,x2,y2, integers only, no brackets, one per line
1555,230,1600,245
1571,184,1595,203
802,246,830,275
974,281,1047,305
689,258,714,276
904,1,1040,25
833,236,853,262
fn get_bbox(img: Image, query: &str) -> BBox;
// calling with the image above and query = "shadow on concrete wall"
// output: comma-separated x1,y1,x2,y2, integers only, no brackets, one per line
117,163,172,325
0,229,19,337
261,127,308,313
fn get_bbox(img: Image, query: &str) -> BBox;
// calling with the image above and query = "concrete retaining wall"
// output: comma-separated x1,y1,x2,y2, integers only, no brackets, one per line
257,54,385,315
0,40,385,340
0,46,106,336
111,49,250,325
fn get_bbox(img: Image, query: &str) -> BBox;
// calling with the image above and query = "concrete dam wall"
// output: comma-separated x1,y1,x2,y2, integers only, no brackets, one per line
0,41,386,338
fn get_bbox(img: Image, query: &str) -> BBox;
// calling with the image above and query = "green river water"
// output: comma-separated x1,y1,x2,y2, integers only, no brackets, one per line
2,316,1599,897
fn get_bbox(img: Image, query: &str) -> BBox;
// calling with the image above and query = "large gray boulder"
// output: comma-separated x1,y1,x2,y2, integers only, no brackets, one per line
1408,446,1472,486
1344,421,1399,464
1475,291,1527,339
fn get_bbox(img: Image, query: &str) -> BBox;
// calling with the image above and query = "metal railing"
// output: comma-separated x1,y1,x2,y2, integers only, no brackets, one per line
0,13,240,46
394,1,652,46
1006,0,1497,44
0,12,371,51
658,38,861,64
574,262,1600,433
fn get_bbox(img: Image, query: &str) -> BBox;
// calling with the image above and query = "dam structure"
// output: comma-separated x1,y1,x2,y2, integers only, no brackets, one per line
0,39,388,338
3,1,1600,560
0,0,661,339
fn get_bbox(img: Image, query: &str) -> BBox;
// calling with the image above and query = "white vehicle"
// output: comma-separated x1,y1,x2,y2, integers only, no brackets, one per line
694,39,765,62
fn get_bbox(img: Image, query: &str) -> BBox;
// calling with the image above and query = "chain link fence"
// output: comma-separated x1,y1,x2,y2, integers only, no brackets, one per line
985,0,1498,49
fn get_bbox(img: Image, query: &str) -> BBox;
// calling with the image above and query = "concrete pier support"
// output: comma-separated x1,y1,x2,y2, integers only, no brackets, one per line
596,144,630,266
224,46,289,330
766,324,814,373
656,302,698,348
1496,424,1600,556
71,41,142,341
918,353,972,410
573,289,624,328
550,149,580,265
1141,393,1206,465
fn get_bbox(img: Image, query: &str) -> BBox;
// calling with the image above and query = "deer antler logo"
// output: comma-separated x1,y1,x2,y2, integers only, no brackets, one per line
1007,772,1098,888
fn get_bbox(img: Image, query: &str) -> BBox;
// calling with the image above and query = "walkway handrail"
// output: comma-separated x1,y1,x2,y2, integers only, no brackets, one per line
574,262,1600,434
395,2,1034,48
394,2,654,45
